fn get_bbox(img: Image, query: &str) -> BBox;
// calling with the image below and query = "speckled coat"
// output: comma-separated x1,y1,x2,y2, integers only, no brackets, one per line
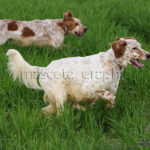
6,38,150,114
0,11,87,48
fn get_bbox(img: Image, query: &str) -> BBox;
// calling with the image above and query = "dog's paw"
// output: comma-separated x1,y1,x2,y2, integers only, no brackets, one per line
106,99,115,109
41,107,49,114
106,102,114,109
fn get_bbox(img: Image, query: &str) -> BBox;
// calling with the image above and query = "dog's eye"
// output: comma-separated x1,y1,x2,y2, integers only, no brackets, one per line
132,47,137,50
75,23,79,25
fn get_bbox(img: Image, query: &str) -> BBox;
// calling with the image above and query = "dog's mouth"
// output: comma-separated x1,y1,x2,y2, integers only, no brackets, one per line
75,32,83,37
130,59,143,69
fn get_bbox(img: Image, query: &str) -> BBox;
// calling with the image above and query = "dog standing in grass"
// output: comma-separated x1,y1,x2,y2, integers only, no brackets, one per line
0,11,87,48
6,37,150,115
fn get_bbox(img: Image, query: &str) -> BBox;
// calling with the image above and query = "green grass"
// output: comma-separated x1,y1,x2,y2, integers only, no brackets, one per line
0,0,150,149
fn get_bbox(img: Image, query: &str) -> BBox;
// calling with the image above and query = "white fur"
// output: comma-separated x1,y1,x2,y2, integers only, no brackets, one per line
6,38,150,114
6,49,43,89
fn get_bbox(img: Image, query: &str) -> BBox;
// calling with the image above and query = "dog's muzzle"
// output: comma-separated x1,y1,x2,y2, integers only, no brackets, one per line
84,27,87,33
146,53,150,59
75,27,87,37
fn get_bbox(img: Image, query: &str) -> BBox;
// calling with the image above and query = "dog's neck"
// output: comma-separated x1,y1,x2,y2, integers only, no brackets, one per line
57,20,68,35
108,49,124,71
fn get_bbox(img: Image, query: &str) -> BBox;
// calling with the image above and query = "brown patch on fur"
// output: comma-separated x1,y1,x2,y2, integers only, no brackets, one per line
62,10,79,31
22,27,35,37
57,21,68,32
135,48,145,59
111,40,127,58
57,22,64,29
64,18,78,31
63,10,72,21
118,65,122,70
8,21,18,31
106,93,113,97
98,90,105,96
116,37,120,41
58,11,78,32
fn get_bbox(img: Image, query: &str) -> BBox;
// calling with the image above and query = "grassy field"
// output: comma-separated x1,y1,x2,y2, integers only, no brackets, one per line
1,0,150,149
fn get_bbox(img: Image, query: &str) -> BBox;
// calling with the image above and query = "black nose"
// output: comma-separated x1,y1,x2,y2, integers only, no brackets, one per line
84,28,87,32
146,53,150,59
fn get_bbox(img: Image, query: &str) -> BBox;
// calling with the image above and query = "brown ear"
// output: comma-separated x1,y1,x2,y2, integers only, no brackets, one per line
63,10,72,21
116,37,120,41
111,40,127,58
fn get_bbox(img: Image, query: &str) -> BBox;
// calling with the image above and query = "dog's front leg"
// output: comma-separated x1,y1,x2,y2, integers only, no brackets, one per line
97,90,116,109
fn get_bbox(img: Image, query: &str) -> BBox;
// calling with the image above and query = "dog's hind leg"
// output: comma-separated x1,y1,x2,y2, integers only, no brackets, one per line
0,34,8,45
42,94,57,115
42,83,67,115
0,23,9,45
42,95,66,115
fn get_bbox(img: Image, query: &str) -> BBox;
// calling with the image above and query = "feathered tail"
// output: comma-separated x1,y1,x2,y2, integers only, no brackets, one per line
6,49,44,90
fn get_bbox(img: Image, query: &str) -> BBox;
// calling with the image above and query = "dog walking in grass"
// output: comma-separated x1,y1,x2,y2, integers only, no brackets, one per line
0,11,87,48
6,37,150,115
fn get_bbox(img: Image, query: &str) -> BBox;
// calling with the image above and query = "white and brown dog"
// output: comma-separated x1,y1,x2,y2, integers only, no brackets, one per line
6,37,150,114
0,11,87,48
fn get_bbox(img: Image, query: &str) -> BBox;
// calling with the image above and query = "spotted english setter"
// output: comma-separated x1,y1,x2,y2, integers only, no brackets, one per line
0,11,87,48
6,37,150,115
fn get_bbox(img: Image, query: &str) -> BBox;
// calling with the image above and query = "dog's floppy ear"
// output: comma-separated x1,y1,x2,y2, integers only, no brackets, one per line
116,37,120,41
111,40,127,58
63,10,72,21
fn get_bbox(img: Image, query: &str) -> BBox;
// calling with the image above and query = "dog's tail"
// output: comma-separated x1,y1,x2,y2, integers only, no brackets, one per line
6,49,44,90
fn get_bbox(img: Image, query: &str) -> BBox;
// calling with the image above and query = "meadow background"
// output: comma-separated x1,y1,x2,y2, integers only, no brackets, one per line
0,0,150,149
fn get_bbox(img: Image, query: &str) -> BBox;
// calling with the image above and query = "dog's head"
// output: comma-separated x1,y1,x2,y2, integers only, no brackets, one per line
111,37,150,69
62,10,87,37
